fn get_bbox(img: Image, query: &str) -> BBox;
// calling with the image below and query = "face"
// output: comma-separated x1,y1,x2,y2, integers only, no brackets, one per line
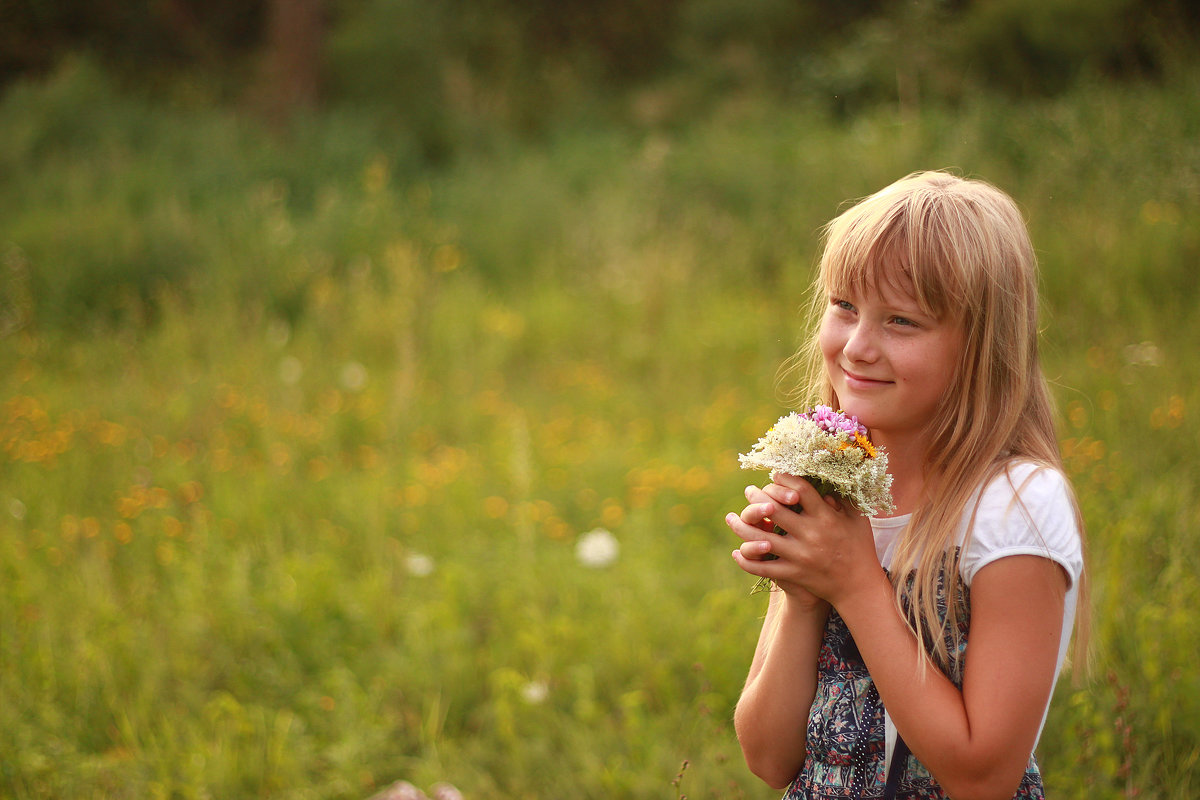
818,276,964,448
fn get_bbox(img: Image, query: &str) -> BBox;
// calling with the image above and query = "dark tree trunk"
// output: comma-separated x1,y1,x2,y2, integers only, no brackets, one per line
253,0,325,123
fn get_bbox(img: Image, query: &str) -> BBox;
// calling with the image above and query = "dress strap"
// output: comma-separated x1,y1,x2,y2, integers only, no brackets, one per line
884,734,911,800
847,683,882,798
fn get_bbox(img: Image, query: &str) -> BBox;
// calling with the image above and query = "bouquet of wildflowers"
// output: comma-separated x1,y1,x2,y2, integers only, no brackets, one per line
738,406,894,590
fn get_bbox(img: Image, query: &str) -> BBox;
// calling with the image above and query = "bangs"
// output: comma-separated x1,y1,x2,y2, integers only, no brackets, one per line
819,178,975,322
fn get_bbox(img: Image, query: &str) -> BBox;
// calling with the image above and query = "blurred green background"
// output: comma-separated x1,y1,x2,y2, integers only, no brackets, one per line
1,1,1198,797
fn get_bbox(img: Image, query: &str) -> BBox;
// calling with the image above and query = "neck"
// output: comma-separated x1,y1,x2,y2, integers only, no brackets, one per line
874,430,930,517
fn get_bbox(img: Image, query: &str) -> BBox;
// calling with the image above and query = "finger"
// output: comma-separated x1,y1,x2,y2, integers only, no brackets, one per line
739,501,775,526
746,481,800,509
784,477,858,517
744,486,786,525
737,539,773,561
769,474,834,517
725,510,776,543
791,475,825,505
769,471,813,494
731,499,777,535
762,482,801,508
731,547,787,578
822,492,848,513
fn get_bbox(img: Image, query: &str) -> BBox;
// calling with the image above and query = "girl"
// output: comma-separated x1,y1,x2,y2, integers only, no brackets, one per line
725,171,1086,800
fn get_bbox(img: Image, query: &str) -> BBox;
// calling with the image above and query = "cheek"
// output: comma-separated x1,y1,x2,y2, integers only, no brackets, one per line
817,318,841,361
912,340,962,394
932,332,965,388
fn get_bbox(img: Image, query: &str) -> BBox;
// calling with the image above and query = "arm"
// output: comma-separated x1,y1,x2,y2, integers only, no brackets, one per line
728,485,830,789
733,587,829,789
834,556,1065,800
740,478,1068,800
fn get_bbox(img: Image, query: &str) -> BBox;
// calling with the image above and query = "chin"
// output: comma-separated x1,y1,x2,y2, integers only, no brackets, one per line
836,401,872,425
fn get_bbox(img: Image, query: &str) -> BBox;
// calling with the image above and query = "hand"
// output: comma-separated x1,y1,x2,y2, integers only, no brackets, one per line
728,475,879,607
727,482,824,607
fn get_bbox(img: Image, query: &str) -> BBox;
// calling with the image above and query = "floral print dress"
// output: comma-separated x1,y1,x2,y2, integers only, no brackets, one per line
783,560,1046,800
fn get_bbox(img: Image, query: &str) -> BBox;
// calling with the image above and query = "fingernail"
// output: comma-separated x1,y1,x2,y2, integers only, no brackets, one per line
725,512,736,525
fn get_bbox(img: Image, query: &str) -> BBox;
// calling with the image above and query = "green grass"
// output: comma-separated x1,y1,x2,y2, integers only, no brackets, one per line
1,61,1198,799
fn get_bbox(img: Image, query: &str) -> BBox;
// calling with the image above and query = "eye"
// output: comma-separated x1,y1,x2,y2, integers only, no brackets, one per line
832,298,856,312
890,315,918,327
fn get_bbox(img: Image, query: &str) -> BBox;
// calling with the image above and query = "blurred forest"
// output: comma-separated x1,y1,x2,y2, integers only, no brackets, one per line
5,0,1199,153
3,0,1199,330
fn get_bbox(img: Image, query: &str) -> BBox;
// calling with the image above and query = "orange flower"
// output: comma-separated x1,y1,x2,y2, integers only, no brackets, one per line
854,433,878,459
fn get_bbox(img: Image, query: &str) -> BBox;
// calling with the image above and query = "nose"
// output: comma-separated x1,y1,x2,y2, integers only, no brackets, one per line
842,321,879,363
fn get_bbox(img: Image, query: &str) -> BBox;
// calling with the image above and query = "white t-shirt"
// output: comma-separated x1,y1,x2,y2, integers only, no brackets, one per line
869,461,1084,762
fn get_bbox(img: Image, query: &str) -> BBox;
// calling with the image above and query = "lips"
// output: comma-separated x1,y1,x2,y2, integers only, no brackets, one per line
842,368,892,387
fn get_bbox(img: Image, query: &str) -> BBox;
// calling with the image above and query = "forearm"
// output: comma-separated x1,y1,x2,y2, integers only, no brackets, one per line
734,594,830,789
834,574,973,769
834,569,1047,800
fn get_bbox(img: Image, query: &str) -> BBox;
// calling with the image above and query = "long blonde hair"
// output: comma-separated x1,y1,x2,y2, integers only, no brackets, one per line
788,170,1089,673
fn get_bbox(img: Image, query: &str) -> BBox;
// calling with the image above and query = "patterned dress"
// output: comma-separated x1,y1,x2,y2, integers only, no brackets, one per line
783,558,1046,800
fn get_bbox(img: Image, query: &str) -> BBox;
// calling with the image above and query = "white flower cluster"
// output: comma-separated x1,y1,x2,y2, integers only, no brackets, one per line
738,412,894,516
575,527,619,568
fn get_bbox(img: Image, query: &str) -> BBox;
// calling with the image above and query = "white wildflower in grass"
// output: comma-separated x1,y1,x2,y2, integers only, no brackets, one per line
279,355,303,385
404,553,435,577
339,361,368,392
739,406,894,591
520,679,549,704
575,527,619,568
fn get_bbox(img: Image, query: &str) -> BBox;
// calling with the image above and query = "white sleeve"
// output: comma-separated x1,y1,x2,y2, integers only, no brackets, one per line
959,463,1084,589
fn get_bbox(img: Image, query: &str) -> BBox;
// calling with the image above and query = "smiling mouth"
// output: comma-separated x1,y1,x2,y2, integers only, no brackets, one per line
843,368,892,385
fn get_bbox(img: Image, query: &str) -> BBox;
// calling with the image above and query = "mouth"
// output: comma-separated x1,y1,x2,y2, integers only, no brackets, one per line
842,368,892,387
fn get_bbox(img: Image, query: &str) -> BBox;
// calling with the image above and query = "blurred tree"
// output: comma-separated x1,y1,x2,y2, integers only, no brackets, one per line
250,0,327,122
0,0,263,87
952,0,1177,95
936,0,1187,101
324,0,460,160
498,0,683,83
2,0,1198,156
785,0,1198,116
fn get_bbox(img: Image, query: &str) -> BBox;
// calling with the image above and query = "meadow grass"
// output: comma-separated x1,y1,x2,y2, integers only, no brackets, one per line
1,63,1198,798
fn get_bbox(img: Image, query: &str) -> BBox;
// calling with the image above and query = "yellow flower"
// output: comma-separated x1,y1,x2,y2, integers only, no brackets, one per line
854,433,878,459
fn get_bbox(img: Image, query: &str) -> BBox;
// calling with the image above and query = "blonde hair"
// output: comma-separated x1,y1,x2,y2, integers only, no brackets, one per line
788,170,1089,674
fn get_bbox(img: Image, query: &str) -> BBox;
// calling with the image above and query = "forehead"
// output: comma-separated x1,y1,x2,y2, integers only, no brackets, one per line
819,187,984,323
822,231,957,322
826,247,918,302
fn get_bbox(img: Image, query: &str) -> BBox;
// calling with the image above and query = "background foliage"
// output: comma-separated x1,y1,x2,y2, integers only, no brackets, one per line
1,2,1198,798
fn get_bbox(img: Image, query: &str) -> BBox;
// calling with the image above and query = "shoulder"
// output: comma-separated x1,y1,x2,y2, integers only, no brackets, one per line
958,460,1084,588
